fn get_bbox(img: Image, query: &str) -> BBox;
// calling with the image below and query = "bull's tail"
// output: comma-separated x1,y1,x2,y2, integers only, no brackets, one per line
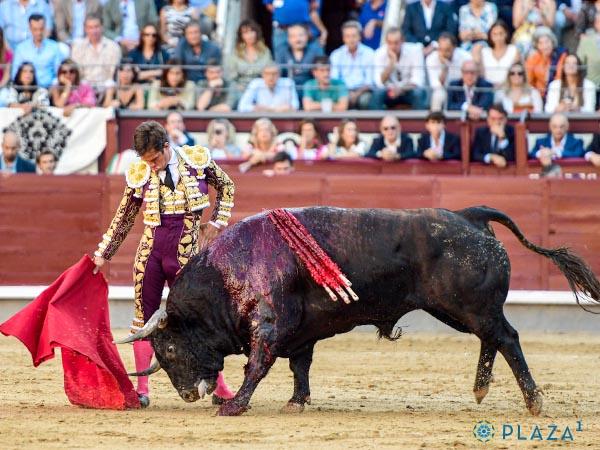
457,206,600,311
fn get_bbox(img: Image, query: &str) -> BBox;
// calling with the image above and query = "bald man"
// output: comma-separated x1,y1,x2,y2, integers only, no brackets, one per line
1,131,35,175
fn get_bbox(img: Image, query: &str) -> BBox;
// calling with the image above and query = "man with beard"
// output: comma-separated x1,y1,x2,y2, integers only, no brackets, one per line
0,130,35,175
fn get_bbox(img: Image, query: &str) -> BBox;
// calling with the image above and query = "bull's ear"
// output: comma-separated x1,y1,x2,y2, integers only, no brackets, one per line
113,310,168,344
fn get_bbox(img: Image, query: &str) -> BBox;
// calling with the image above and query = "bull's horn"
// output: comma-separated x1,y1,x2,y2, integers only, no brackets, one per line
113,310,168,344
198,380,207,399
128,360,162,376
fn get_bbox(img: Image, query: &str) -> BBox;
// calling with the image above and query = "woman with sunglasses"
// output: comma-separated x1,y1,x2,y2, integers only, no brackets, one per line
206,118,241,160
7,62,49,114
128,23,169,84
494,62,543,113
147,58,196,110
103,59,145,109
160,0,199,52
49,58,96,117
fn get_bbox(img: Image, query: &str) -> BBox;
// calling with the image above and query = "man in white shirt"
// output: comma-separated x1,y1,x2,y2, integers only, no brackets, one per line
425,32,472,111
373,27,427,110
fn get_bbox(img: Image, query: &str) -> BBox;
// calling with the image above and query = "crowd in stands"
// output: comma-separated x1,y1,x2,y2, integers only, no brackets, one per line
2,0,600,176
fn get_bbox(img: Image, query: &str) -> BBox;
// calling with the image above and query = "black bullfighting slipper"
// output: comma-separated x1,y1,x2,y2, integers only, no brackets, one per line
212,394,225,405
137,393,150,408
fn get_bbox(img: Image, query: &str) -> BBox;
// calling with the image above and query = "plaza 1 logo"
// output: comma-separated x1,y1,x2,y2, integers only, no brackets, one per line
472,419,495,443
472,419,583,444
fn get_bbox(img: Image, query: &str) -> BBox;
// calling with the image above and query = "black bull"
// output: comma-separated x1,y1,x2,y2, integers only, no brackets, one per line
120,206,600,416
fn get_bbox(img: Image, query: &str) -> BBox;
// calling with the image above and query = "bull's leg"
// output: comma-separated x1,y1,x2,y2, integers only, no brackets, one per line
473,341,497,404
281,345,315,413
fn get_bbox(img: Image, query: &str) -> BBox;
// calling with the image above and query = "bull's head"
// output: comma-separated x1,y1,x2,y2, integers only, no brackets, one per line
114,310,223,403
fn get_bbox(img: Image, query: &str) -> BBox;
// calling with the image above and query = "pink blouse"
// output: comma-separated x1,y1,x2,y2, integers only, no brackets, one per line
67,82,96,106
0,50,13,83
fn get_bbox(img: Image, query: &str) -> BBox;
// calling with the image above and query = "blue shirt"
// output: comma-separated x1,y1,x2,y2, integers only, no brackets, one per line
274,39,324,86
263,0,316,27
173,38,222,83
330,43,375,89
358,1,387,50
237,77,299,112
0,0,54,51
12,38,63,88
72,1,86,41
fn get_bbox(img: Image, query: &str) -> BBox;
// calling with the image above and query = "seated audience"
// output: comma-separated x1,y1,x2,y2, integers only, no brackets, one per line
103,0,159,52
36,150,57,175
54,0,103,44
237,63,299,112
402,0,457,57
0,130,36,174
173,20,221,82
49,59,97,116
164,111,195,147
577,12,600,88
103,60,145,109
0,0,54,51
196,59,238,111
229,20,273,96
525,27,567,100
447,60,494,120
239,118,286,172
458,0,498,61
206,118,241,159
330,21,378,110
373,27,427,110
302,56,349,112
321,119,367,159
296,119,326,160
416,111,461,161
71,15,122,100
494,62,544,113
471,103,515,168
544,53,596,113
426,32,473,111
366,115,415,161
7,62,50,114
512,0,556,58
127,23,169,84
530,113,584,174
263,151,294,177
11,14,63,89
480,20,521,88
160,0,199,52
358,0,387,50
0,28,13,88
147,58,196,110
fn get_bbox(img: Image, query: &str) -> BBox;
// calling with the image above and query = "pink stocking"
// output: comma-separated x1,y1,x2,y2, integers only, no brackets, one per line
213,371,235,399
133,340,154,395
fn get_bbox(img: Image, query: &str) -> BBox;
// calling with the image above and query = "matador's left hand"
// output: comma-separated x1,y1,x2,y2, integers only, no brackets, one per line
198,222,220,251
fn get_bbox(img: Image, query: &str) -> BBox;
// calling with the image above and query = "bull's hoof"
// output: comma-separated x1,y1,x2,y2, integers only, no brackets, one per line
217,401,249,416
212,394,225,405
474,385,489,404
526,388,543,416
137,393,150,409
280,402,305,414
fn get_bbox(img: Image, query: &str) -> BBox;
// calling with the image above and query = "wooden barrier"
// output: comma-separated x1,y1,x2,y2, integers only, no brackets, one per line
1,174,599,292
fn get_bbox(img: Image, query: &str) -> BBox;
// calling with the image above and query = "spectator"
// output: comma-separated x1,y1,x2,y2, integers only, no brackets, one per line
263,0,327,57
525,27,567,100
330,20,378,110
295,119,326,159
494,62,544,113
36,149,57,175
416,111,461,161
0,28,13,88
480,20,521,87
575,0,600,38
147,58,196,110
0,130,36,174
102,59,146,109
11,14,63,89
206,118,241,160
447,60,494,119
263,151,294,177
302,55,349,112
577,12,600,87
7,62,50,114
164,110,195,147
72,15,122,101
471,103,515,168
239,118,286,172
555,1,580,46
54,0,103,45
402,0,457,57
103,0,159,52
321,119,366,159
366,115,415,161
373,27,427,110
0,0,54,51
426,32,473,111
196,59,238,111
160,0,199,52
584,121,600,168
545,53,596,113
173,20,221,82
237,63,299,112
49,58,97,116
229,20,273,95
458,0,497,63
274,23,324,91
127,23,169,84
358,0,387,50
530,112,584,175
512,0,556,58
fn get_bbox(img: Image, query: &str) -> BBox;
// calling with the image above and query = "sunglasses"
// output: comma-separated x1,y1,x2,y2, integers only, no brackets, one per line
510,71,524,76
382,126,397,131
143,32,157,37
60,68,76,74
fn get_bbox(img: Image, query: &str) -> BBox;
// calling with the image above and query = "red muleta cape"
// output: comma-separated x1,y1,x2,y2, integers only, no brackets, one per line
0,255,139,409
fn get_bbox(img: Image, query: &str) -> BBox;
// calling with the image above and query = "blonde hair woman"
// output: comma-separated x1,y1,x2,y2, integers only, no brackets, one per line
239,118,285,172
494,62,543,113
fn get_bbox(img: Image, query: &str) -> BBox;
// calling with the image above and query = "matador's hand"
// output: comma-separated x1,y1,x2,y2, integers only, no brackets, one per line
198,222,220,251
93,255,105,274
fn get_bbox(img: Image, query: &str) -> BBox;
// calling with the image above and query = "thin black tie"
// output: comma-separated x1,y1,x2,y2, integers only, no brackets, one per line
164,166,175,191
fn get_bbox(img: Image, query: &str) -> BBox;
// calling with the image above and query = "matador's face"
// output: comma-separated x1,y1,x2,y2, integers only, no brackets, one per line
141,142,171,172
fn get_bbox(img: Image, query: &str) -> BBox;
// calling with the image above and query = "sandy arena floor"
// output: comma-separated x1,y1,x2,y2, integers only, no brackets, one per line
1,330,599,449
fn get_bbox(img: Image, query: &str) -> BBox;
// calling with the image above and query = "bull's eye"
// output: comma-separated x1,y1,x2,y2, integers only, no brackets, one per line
166,344,176,359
